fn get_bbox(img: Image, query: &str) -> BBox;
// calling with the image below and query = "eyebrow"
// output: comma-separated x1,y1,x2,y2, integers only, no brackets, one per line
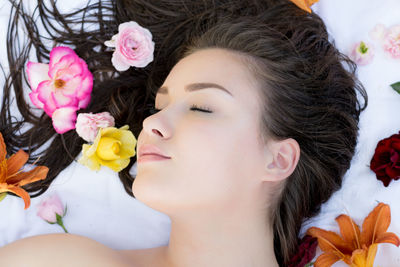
157,82,233,97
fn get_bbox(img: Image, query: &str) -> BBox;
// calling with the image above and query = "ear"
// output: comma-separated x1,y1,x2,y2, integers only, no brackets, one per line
264,138,300,182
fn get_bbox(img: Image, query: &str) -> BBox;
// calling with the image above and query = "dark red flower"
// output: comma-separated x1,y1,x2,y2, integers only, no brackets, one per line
288,235,318,267
370,131,400,186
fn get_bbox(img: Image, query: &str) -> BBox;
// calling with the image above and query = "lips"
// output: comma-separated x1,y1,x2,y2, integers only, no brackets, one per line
138,144,171,159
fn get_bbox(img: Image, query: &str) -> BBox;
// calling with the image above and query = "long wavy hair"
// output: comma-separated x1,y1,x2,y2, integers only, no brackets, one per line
1,0,367,265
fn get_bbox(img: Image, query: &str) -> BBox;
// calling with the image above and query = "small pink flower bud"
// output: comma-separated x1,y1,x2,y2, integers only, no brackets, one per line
75,112,115,142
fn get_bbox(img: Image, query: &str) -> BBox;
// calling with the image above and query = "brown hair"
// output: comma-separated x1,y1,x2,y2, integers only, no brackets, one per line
182,4,367,265
1,0,367,265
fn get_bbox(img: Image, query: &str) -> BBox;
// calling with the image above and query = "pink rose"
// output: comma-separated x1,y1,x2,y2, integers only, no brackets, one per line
382,25,400,59
26,46,93,134
349,41,374,66
37,193,68,233
104,21,154,71
76,112,115,142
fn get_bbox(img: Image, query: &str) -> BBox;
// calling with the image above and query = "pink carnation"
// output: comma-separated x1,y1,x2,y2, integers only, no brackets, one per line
26,46,93,134
75,112,115,142
382,25,400,59
349,41,374,66
104,21,154,71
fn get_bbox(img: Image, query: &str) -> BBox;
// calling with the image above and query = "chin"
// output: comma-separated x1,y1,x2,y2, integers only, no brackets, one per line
131,175,167,212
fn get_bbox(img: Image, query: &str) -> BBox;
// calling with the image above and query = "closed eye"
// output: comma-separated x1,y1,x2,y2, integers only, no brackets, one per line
149,104,212,115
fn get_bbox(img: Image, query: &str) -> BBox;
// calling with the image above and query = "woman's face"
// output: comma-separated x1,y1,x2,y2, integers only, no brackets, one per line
133,48,269,216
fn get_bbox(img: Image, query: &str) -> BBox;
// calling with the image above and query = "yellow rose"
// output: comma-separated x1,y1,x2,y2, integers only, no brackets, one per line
78,125,137,172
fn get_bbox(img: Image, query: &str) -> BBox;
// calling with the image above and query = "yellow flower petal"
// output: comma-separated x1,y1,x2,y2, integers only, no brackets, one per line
366,244,378,267
78,125,136,172
0,192,7,202
96,137,121,160
351,248,367,267
102,158,130,172
79,144,101,171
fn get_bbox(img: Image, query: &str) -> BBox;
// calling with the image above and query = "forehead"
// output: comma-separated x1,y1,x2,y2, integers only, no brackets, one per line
162,48,260,99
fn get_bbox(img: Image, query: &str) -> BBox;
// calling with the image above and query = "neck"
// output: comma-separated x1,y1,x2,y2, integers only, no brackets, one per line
161,201,279,267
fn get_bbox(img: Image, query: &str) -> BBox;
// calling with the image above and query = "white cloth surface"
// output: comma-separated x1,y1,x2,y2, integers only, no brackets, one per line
0,0,400,266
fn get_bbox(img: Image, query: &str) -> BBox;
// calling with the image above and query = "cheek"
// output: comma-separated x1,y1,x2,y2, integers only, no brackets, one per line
133,117,263,214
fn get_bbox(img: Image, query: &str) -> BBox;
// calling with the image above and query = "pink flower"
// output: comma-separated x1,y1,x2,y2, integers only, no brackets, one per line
349,41,375,66
75,112,115,142
26,46,93,134
382,25,400,59
104,21,154,71
369,24,387,41
37,193,68,233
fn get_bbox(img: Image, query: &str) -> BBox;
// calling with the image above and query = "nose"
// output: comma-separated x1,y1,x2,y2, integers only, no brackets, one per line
152,129,163,137
142,112,171,139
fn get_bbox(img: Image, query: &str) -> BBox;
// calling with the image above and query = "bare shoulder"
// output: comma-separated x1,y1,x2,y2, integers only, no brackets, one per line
0,233,133,267
119,246,168,266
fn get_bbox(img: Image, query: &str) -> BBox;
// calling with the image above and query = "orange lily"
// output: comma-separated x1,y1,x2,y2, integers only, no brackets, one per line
0,132,48,209
307,203,400,267
289,0,320,13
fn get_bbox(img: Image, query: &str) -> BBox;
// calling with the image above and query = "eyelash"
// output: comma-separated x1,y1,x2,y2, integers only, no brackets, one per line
149,104,212,114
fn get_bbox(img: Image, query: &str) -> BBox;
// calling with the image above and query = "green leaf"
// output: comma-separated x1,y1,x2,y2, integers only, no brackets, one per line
0,192,7,202
304,261,315,267
391,82,400,94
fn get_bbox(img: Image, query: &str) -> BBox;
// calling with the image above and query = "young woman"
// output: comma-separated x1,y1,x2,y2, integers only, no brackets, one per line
0,0,367,266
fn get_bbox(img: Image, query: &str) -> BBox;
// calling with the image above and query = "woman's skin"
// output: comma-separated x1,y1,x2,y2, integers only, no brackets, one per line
0,48,300,267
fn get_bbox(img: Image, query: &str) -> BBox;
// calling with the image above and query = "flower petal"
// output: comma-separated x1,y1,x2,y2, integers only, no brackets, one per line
360,203,391,246
26,62,50,90
350,248,368,267
51,54,83,79
37,80,57,116
0,184,31,210
49,46,76,73
314,252,341,267
29,91,45,109
111,51,130,71
336,214,361,250
52,107,78,134
6,149,29,176
0,132,6,161
52,90,79,108
374,232,400,246
289,0,312,13
6,166,48,187
78,144,101,171
99,157,130,172
366,244,378,267
307,227,353,255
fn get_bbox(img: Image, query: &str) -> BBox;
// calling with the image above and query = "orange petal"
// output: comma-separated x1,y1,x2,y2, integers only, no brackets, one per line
374,232,400,246
0,132,6,161
0,160,7,183
6,166,48,186
314,252,341,267
1,184,31,209
360,203,391,246
289,0,312,13
336,214,361,250
6,149,29,176
307,0,320,5
307,227,353,255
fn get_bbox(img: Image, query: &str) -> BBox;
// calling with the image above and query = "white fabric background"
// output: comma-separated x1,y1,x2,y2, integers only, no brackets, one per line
0,0,400,266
